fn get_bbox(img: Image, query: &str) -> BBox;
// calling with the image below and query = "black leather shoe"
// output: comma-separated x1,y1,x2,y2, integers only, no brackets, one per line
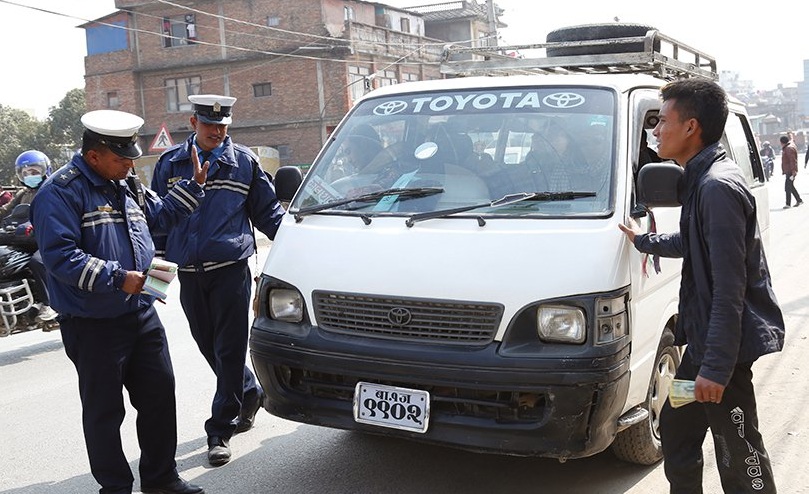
207,436,231,466
142,477,204,494
234,390,265,434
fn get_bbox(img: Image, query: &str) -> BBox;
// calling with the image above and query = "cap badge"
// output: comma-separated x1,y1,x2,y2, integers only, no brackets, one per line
213,102,221,112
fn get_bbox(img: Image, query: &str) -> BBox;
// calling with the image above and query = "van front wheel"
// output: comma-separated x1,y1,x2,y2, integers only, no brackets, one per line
611,327,679,465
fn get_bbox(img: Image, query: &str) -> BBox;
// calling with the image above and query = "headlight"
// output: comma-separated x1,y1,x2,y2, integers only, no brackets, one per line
537,305,586,343
269,288,303,323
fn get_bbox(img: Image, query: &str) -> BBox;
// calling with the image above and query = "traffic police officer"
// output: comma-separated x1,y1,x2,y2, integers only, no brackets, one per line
151,95,284,466
30,110,207,494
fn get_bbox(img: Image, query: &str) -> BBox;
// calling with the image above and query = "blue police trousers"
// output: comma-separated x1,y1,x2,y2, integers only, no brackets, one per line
60,305,179,494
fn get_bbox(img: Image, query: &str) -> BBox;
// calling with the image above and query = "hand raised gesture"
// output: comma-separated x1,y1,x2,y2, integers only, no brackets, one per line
191,148,210,186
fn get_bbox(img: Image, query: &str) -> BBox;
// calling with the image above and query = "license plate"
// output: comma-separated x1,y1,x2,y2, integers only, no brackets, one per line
353,382,430,434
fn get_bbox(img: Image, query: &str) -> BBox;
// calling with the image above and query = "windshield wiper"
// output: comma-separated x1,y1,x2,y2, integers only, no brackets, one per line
294,187,444,222
405,191,597,227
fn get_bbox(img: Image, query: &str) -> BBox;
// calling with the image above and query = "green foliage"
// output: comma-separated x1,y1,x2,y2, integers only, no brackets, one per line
0,89,86,186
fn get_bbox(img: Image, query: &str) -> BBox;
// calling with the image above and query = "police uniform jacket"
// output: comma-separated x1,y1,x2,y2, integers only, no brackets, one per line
151,134,284,269
633,143,785,386
29,154,204,319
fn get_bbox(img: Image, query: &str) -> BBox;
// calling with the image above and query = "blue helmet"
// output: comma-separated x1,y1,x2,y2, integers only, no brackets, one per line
14,150,51,188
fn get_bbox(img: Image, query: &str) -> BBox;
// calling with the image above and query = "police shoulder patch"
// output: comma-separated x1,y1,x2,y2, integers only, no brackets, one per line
52,165,81,187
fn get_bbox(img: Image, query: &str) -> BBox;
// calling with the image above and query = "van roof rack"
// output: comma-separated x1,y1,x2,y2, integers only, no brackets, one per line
440,29,718,80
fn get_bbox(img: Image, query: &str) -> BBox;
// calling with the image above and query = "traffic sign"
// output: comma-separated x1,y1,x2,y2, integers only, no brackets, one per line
149,123,174,153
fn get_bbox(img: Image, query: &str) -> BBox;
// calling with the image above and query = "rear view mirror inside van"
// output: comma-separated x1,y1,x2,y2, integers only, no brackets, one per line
636,162,683,209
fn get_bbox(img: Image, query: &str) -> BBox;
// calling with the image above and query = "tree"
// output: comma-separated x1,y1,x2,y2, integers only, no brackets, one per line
47,88,86,162
0,88,85,186
0,105,45,185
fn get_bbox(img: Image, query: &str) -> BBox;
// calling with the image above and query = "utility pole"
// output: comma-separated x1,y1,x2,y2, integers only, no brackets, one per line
486,0,498,47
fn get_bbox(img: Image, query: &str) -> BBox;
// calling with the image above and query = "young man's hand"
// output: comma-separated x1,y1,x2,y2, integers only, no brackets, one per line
695,375,725,404
618,218,643,242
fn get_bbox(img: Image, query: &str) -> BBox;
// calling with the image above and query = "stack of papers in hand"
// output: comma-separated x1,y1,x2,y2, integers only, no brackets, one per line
668,379,696,408
142,259,178,300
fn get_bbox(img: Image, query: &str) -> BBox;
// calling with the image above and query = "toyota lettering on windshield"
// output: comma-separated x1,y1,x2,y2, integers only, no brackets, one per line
360,88,611,118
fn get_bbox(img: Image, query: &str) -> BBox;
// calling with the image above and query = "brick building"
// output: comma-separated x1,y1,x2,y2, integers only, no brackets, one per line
82,0,500,167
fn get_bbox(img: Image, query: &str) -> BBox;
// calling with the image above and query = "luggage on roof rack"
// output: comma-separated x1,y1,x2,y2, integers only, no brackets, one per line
440,24,717,80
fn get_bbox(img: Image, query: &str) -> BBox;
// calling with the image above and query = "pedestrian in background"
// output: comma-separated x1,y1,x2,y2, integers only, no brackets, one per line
30,109,207,494
619,78,784,493
804,143,809,169
151,94,285,467
780,134,803,208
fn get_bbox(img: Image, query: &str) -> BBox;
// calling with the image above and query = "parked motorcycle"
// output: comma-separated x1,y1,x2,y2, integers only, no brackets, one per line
0,204,58,337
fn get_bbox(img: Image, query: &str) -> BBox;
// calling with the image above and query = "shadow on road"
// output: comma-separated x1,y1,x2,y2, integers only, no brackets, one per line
0,338,62,368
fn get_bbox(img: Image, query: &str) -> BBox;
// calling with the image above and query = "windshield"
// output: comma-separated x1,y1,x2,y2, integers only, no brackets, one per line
292,86,616,218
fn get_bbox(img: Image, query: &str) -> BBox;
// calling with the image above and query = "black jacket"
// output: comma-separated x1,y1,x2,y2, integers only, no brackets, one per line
634,143,785,386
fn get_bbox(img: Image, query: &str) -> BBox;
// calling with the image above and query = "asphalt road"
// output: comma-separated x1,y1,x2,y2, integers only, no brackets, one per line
1,172,808,494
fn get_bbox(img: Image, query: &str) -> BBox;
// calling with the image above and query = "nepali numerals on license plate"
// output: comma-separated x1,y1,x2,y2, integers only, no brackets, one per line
353,382,430,434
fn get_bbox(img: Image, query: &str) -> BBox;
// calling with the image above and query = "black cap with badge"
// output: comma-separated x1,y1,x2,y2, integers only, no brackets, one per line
81,110,145,160
189,94,237,124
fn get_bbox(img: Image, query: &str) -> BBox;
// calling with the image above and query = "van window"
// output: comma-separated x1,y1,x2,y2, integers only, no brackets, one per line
723,112,759,186
295,87,617,218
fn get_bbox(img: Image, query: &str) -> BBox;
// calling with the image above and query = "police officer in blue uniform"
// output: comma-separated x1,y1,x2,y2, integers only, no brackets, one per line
151,95,284,466
30,110,208,494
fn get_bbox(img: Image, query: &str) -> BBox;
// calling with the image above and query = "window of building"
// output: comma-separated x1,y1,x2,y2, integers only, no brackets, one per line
344,6,355,21
253,83,272,98
402,73,419,83
400,18,411,34
348,65,370,103
106,91,120,109
162,14,197,48
267,16,280,27
377,70,397,87
165,76,201,112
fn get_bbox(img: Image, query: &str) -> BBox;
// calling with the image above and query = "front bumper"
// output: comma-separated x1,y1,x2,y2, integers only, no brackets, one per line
250,322,630,459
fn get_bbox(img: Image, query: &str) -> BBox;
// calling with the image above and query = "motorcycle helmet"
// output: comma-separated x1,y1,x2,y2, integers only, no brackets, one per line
14,150,51,189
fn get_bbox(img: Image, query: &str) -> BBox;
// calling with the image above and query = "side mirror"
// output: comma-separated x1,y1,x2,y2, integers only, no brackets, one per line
637,162,683,209
274,166,303,202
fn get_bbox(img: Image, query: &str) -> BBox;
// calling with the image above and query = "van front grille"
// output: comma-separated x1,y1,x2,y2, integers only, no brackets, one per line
312,291,503,345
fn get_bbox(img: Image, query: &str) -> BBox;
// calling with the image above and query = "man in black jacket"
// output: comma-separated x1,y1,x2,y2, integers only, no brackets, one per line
619,79,785,493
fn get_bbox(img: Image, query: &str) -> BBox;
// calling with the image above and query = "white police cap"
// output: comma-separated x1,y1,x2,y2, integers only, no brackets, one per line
81,110,145,159
189,94,237,124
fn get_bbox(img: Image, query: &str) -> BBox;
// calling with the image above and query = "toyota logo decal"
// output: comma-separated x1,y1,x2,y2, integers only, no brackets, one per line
387,307,412,326
542,92,586,109
373,100,408,116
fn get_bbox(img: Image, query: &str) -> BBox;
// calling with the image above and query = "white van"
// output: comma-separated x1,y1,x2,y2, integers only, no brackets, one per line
250,25,770,464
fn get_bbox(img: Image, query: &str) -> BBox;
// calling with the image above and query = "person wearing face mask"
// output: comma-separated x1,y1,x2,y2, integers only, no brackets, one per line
1,150,58,322
2,150,51,218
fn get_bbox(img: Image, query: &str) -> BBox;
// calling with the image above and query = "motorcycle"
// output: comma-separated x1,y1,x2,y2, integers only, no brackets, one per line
763,155,775,179
0,204,59,337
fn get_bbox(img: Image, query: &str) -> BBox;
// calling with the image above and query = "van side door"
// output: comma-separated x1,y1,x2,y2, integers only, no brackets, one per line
721,109,770,245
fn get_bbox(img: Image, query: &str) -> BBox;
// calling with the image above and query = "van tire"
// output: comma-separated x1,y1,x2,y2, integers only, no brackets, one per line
611,326,679,465
545,23,659,57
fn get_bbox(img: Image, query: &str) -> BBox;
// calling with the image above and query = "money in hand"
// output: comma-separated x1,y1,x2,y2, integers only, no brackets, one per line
669,379,696,408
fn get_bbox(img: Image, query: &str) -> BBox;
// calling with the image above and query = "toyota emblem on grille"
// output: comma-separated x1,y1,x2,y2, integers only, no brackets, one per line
387,307,412,326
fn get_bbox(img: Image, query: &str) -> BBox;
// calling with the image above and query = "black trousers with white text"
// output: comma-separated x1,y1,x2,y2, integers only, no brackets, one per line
661,351,776,494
